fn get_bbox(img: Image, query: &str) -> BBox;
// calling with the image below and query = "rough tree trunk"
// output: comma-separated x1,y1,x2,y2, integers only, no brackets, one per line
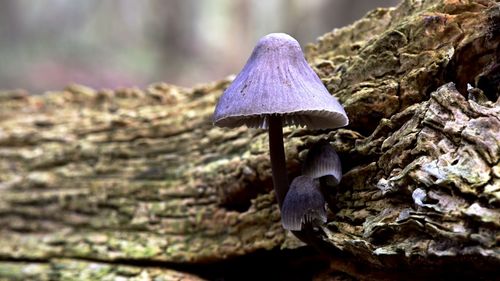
0,0,499,280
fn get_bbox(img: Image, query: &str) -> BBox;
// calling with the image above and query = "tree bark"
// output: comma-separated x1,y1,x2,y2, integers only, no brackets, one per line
0,0,499,280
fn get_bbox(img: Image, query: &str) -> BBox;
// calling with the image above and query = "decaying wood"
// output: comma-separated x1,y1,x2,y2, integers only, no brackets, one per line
0,0,499,280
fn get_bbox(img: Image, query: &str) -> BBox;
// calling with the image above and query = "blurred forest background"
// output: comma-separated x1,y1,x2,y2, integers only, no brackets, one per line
0,0,399,93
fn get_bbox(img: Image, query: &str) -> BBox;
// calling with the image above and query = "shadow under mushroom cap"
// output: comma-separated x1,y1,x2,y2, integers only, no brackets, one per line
213,33,348,130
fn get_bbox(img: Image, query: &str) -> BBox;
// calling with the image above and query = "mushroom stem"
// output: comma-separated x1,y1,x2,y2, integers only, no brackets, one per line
268,115,289,207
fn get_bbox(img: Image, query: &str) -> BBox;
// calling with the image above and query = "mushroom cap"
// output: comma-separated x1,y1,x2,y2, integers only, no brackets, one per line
213,33,348,129
302,142,342,185
281,175,327,231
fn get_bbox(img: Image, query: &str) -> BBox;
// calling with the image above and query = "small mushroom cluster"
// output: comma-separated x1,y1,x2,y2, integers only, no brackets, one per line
282,142,343,230
213,33,348,231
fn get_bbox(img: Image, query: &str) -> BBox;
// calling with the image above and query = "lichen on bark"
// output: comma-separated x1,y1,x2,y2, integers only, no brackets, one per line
0,0,499,280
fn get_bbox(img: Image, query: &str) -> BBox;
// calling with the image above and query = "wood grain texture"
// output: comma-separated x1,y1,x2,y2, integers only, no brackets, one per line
0,0,499,280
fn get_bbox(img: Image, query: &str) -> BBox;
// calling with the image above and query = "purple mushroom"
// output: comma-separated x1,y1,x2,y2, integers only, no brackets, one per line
281,175,327,231
281,142,343,231
213,33,348,226
303,142,343,187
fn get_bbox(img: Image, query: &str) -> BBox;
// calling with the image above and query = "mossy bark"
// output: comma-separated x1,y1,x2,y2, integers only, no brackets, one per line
0,0,499,280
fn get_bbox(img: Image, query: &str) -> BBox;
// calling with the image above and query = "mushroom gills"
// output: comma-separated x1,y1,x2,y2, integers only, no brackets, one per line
219,111,347,130
302,142,342,185
281,175,327,231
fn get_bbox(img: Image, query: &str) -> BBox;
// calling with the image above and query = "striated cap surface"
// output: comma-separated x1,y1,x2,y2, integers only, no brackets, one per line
281,175,327,231
213,33,348,129
302,142,342,185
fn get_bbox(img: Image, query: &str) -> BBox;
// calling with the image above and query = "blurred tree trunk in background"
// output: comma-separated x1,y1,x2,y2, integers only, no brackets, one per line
0,0,499,280
0,0,399,92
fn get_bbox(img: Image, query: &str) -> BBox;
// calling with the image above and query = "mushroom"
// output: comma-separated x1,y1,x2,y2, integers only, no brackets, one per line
281,142,342,231
213,33,348,211
302,141,342,187
281,175,326,231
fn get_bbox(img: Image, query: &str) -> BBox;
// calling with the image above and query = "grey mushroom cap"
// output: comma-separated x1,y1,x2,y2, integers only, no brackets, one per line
281,175,327,231
302,142,342,185
213,33,348,130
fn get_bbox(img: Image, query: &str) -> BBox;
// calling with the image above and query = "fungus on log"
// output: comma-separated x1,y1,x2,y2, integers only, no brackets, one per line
0,0,499,280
